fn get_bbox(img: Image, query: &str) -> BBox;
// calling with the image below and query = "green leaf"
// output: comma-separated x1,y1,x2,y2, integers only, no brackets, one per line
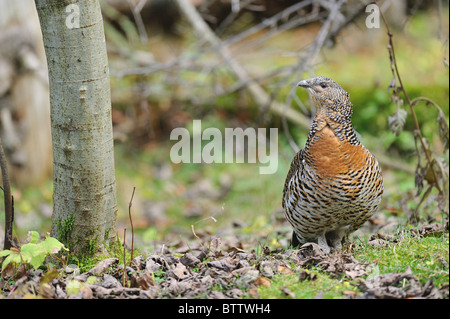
21,243,46,269
0,250,11,258
41,237,68,254
2,252,22,270
27,231,40,244
29,254,46,270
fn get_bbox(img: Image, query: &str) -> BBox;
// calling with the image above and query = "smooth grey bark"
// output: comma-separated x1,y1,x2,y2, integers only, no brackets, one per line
34,0,117,256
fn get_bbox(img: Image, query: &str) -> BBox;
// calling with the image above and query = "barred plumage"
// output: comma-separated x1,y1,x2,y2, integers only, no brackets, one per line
282,76,383,253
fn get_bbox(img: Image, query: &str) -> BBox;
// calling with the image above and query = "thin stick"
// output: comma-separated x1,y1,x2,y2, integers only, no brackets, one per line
0,138,13,250
122,228,127,287
128,187,136,264
378,5,442,193
127,0,148,44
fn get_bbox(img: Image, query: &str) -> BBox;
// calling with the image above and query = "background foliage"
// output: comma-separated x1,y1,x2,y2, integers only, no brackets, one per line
0,0,448,299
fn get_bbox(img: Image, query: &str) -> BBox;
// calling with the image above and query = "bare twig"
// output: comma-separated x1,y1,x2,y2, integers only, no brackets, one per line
0,137,14,250
128,187,136,264
175,0,311,129
127,0,148,43
378,2,449,219
379,7,442,194
122,228,128,287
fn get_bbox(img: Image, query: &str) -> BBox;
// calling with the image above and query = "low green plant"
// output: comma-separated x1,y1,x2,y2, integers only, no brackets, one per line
0,231,68,271
254,270,359,299
354,231,449,287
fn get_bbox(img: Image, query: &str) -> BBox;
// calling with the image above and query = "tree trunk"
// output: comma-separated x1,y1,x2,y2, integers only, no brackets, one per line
34,0,118,257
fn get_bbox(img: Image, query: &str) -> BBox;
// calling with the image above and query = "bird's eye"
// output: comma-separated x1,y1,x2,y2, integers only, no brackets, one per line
320,82,328,89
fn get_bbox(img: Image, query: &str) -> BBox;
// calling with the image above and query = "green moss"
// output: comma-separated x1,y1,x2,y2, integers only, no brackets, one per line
53,220,126,272
253,269,359,299
55,214,75,249
354,231,449,287
247,228,449,299
65,231,131,273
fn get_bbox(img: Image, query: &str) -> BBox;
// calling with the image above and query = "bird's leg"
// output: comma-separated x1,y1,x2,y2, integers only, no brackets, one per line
330,237,342,252
327,227,348,252
291,232,301,248
317,233,331,254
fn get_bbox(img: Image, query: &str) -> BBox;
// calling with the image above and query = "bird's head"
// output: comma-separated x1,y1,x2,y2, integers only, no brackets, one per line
297,76,352,122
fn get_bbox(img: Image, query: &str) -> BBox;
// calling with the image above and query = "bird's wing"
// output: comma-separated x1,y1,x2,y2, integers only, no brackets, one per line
282,149,304,209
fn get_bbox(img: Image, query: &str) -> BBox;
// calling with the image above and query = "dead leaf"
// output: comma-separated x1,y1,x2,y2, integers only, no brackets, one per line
359,267,443,299
227,245,246,256
298,270,317,281
87,258,119,276
1,262,16,279
80,285,93,299
168,262,189,280
300,242,327,257
281,287,295,298
39,283,55,299
253,277,271,287
388,108,407,136
248,288,260,298
180,252,201,268
342,290,358,297
209,237,222,255
101,274,122,289
207,257,238,271
368,239,388,248
145,257,163,273
417,223,444,238
232,267,259,285
277,265,293,275
133,272,155,290
259,261,276,277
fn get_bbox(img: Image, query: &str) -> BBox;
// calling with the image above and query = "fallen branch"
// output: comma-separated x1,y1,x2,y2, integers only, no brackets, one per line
175,0,311,130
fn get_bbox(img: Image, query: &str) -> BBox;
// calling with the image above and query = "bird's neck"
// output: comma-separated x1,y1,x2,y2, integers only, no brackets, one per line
305,112,360,150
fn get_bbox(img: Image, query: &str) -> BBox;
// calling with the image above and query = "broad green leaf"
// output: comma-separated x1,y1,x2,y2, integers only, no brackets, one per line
41,237,68,254
21,243,46,269
27,231,40,244
29,253,46,269
2,256,12,270
0,250,11,257
2,252,22,270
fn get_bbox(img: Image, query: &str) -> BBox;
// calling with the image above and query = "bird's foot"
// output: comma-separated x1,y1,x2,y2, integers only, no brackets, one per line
317,234,331,254
326,227,348,252
330,239,342,252
291,232,301,248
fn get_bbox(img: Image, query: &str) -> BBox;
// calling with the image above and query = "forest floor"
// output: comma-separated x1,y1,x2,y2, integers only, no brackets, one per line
1,214,448,300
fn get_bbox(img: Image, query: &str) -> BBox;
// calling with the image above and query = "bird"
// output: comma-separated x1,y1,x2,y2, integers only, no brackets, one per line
282,76,383,254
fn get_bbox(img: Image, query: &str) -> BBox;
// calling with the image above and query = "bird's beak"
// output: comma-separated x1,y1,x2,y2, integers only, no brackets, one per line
297,80,310,88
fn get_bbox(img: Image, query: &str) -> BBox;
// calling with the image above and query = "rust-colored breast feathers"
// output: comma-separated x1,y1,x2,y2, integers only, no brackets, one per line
307,125,367,177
